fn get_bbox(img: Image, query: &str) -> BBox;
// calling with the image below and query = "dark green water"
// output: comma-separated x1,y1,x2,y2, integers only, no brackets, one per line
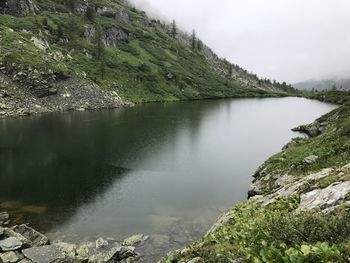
0,98,336,261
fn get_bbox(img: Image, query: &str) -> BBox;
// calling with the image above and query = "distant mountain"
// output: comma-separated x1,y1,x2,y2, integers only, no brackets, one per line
293,78,350,91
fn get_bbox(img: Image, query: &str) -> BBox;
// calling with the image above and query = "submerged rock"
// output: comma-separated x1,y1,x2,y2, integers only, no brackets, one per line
123,234,148,246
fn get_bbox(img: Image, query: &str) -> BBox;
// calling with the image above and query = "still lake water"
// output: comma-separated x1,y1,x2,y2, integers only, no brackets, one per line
0,97,336,261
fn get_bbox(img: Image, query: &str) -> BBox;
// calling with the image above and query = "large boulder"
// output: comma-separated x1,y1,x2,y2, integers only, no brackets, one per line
0,0,39,17
22,245,65,263
11,224,49,247
0,237,23,252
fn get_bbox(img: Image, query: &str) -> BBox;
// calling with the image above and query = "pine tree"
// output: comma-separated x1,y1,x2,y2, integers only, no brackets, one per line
197,39,203,52
191,29,196,50
95,25,104,60
171,20,177,38
85,6,95,22
42,17,49,28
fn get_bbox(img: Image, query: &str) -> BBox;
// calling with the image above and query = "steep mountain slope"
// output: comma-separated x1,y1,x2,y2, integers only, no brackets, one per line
0,0,295,117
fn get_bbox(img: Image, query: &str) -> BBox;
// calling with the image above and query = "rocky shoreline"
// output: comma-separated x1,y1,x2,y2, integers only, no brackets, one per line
0,65,130,118
160,103,350,262
0,211,151,263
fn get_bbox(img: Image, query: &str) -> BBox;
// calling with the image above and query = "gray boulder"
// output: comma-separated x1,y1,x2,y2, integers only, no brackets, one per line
0,237,22,251
12,224,49,247
22,245,65,263
0,251,19,263
123,234,148,246
0,212,9,226
303,155,319,164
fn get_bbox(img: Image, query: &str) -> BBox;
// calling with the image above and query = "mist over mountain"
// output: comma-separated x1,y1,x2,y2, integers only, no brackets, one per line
294,78,350,91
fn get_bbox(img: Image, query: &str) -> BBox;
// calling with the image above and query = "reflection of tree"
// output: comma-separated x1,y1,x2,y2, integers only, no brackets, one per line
0,99,222,232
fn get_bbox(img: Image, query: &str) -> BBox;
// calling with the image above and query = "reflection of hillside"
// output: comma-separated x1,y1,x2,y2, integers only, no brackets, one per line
0,100,222,232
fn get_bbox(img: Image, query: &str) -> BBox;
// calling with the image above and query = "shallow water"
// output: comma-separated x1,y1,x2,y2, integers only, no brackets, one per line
0,97,336,261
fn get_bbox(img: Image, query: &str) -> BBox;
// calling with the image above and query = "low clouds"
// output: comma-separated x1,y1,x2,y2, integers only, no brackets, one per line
130,0,350,83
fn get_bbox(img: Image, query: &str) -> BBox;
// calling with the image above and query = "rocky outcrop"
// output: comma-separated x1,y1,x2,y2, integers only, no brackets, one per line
0,66,126,118
0,0,39,17
84,25,129,47
103,26,129,48
0,221,138,263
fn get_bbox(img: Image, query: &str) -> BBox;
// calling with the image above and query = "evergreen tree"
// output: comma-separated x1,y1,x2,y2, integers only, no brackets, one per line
56,25,63,41
85,6,95,22
95,25,104,60
42,17,49,28
191,29,196,50
197,39,203,52
64,0,76,11
95,25,106,79
228,64,233,77
171,20,177,38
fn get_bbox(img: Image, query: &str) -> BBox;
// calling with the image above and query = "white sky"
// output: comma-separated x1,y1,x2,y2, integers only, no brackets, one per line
130,0,350,83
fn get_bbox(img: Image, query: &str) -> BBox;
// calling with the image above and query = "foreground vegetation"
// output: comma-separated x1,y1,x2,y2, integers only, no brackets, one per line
162,91,350,262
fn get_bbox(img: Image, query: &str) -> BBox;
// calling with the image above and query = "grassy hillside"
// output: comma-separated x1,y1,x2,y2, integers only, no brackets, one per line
0,0,295,105
162,91,350,262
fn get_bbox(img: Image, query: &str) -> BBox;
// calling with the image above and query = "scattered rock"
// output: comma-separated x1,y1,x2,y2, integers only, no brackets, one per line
22,245,65,263
11,224,49,247
187,257,203,263
303,155,319,164
0,237,22,251
123,234,148,246
282,138,298,151
30,37,50,51
0,251,19,263
0,212,9,226
84,24,96,42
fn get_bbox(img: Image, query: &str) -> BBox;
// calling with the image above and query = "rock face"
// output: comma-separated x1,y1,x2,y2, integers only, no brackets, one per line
299,181,350,211
0,0,39,17
0,66,126,118
103,26,129,48
115,10,130,24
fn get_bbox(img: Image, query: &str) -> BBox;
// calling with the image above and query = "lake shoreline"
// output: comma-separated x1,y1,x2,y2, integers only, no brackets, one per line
0,97,341,263
161,99,350,262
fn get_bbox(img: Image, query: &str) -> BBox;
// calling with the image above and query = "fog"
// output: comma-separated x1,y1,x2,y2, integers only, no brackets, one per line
129,0,350,83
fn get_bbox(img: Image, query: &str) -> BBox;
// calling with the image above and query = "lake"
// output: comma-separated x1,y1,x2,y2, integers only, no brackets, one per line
0,97,336,261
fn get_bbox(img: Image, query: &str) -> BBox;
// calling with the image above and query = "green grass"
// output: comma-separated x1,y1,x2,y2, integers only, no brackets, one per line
162,198,350,263
0,0,293,104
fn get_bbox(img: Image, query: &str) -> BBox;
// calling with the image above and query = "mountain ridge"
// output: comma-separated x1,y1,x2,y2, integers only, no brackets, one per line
0,0,296,117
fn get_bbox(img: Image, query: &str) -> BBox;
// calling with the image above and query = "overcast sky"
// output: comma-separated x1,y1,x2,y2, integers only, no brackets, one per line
130,0,350,83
